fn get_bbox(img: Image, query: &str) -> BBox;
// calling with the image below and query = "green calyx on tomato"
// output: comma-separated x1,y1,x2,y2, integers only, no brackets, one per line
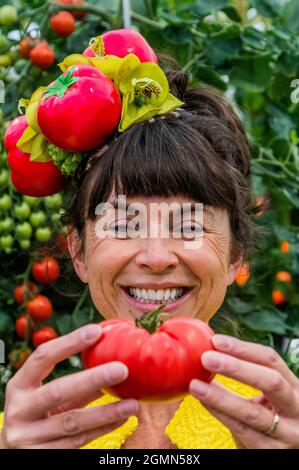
135,305,170,334
42,67,79,100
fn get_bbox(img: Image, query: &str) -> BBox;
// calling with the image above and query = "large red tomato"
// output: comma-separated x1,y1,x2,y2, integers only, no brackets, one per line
83,29,158,63
4,116,69,197
37,64,122,152
82,308,215,402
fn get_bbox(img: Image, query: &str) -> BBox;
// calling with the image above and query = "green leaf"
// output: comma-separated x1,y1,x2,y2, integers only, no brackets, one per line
227,297,253,315
241,309,287,335
252,0,283,18
282,0,299,32
192,0,229,17
230,55,272,92
267,103,295,140
73,306,90,328
56,314,73,336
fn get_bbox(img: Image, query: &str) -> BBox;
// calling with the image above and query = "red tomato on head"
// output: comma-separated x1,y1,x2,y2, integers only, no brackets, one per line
26,294,53,322
37,64,122,152
32,257,60,285
33,326,58,347
82,308,215,402
4,116,69,197
83,28,158,63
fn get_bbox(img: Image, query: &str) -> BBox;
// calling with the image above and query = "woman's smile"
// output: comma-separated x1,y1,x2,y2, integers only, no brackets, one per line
120,283,195,313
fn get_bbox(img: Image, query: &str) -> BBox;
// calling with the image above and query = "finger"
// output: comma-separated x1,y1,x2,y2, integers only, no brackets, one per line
201,350,297,416
18,400,139,445
27,419,131,449
203,404,288,449
49,390,105,415
190,379,292,442
13,324,102,389
21,362,130,419
212,335,298,386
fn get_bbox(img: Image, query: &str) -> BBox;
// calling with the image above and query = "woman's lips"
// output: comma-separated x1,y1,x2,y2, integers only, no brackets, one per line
121,286,194,312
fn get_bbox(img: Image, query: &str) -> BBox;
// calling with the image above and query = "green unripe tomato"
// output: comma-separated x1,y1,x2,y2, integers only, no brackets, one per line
0,169,9,185
0,34,10,54
35,226,52,242
0,194,12,211
22,195,40,207
0,217,14,233
0,234,13,249
16,222,32,240
14,58,28,74
0,6,18,27
18,239,31,250
29,210,46,228
14,202,31,219
44,194,63,209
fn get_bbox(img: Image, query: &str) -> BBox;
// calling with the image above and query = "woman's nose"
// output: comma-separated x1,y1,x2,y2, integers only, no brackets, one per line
134,238,179,273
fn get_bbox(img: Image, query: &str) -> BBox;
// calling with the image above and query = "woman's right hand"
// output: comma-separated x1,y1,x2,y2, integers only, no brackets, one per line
0,324,139,449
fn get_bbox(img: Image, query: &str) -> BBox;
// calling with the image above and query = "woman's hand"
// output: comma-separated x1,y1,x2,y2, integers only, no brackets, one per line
0,324,139,449
189,334,299,448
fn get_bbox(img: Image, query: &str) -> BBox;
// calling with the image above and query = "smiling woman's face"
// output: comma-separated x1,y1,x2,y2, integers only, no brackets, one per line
68,195,243,324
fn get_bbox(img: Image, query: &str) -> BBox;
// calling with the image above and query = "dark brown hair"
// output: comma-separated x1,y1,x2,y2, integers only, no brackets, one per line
61,62,262,264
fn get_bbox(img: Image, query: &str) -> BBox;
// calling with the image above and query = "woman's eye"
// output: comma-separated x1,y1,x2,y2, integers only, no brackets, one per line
173,222,203,237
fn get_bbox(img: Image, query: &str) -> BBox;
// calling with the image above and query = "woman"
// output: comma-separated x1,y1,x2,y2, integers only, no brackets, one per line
1,68,299,450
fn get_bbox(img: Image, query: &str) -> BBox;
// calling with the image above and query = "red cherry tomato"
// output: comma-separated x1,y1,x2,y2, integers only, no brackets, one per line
29,43,56,69
15,315,30,339
4,116,69,197
13,281,38,304
50,11,75,37
32,257,60,285
55,0,85,20
83,28,158,63
19,37,40,59
37,64,122,152
26,294,53,322
82,309,215,402
33,326,58,347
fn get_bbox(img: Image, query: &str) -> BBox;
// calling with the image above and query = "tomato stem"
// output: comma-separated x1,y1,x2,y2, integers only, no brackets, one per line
135,305,171,333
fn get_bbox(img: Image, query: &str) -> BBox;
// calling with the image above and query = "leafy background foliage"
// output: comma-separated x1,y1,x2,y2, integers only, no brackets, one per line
0,0,299,409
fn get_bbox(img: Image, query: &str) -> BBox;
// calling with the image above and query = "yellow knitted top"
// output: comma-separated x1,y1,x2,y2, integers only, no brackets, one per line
0,374,261,449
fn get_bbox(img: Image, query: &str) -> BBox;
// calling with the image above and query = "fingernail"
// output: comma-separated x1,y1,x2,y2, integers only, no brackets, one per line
190,380,210,398
106,362,128,383
119,400,139,417
212,334,233,351
80,324,102,343
202,351,223,371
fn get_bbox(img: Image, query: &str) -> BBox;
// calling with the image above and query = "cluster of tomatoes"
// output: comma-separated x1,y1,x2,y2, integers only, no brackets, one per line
11,257,60,369
235,239,292,308
0,1,85,72
0,154,64,254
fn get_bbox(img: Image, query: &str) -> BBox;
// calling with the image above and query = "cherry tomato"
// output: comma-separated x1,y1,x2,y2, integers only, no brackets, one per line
55,0,86,20
235,263,250,286
35,226,52,242
272,290,288,305
26,294,53,322
276,271,292,283
32,257,60,284
33,326,58,347
29,43,56,69
15,315,31,339
50,11,75,37
0,5,18,26
37,64,122,152
280,240,290,254
14,201,31,219
13,281,38,304
9,347,32,370
16,222,33,239
83,308,215,402
19,37,40,59
4,116,69,197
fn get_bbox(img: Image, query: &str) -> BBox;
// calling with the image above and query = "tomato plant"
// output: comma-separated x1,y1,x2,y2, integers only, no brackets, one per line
50,11,76,37
26,294,53,321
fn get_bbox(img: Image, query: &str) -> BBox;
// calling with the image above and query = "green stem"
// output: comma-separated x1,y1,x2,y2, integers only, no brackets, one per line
135,305,171,333
130,11,164,30
143,0,155,19
183,52,204,72
72,285,89,318
48,0,114,24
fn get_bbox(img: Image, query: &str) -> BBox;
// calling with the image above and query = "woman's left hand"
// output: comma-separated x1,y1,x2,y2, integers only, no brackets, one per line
189,334,299,448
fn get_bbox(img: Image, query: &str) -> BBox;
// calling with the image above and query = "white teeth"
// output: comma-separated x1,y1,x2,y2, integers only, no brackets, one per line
127,287,188,303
